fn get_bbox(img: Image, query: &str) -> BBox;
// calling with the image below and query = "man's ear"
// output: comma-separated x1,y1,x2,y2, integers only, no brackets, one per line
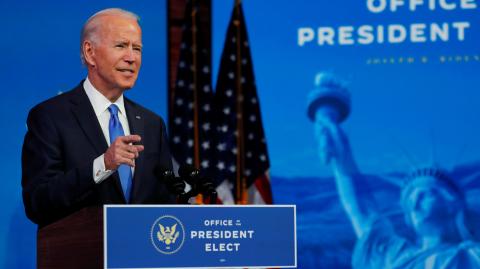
83,40,96,67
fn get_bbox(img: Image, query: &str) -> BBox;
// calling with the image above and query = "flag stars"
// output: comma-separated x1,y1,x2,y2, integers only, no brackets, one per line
202,141,210,150
217,143,226,151
221,125,229,133
182,10,270,194
201,160,209,168
202,122,210,131
203,104,210,112
172,8,271,185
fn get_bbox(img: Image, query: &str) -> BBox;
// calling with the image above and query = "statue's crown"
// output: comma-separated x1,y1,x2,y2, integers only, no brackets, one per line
402,166,462,200
406,167,451,182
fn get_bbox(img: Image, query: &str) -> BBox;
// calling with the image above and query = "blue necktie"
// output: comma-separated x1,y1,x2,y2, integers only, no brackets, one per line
108,104,132,202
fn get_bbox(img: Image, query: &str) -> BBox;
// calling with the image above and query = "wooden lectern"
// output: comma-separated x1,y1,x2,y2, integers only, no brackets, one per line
37,206,103,269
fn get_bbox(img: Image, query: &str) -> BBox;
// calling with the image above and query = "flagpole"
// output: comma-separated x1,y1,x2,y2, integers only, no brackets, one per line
191,0,205,204
192,0,200,170
234,0,248,204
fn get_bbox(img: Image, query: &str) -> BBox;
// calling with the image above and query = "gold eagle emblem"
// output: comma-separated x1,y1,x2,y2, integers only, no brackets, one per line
157,223,180,246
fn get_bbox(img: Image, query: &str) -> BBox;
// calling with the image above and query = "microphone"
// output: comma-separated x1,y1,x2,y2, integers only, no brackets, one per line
178,165,201,186
155,165,186,196
199,179,217,204
178,165,217,204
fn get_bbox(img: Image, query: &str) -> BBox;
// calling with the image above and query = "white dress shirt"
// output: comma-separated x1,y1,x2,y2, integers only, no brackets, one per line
83,78,133,184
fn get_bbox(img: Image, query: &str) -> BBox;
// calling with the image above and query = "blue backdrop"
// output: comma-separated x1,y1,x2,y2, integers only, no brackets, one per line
1,1,168,267
1,0,479,268
212,1,480,268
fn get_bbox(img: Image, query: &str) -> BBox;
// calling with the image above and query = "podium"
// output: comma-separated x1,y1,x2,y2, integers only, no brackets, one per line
37,205,296,269
37,207,103,269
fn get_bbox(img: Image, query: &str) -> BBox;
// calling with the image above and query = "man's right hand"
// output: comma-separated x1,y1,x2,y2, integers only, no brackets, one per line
104,135,144,170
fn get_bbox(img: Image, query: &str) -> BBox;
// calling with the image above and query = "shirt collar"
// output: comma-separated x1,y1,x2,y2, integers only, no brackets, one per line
83,77,127,117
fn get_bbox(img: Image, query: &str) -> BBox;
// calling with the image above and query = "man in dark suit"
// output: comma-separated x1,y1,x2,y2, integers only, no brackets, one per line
22,8,175,227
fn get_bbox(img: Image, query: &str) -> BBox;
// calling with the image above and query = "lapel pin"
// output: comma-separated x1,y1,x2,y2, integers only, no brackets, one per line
136,115,141,119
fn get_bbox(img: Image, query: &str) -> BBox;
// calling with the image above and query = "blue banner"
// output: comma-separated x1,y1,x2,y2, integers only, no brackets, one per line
104,205,296,268
211,1,480,268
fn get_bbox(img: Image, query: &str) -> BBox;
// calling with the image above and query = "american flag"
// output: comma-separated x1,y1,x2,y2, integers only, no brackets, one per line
214,2,273,205
169,0,216,185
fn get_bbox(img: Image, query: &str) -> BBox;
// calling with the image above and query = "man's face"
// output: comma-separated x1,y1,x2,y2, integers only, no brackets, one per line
89,15,142,93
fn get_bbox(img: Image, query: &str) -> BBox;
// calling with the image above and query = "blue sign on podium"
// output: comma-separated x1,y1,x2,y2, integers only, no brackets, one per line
104,205,296,269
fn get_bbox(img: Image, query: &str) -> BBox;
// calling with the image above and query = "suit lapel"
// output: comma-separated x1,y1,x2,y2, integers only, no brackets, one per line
69,85,109,155
69,84,125,201
124,98,145,202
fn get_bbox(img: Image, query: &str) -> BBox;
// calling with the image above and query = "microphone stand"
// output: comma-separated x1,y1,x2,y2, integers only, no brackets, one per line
198,179,217,205
160,170,189,204
178,165,217,204
178,188,198,204
178,181,217,204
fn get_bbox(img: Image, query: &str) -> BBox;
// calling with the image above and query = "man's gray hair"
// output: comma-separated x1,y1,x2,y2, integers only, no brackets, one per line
80,8,140,65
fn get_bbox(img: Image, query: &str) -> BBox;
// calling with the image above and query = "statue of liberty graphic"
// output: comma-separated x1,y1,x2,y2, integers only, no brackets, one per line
307,72,480,269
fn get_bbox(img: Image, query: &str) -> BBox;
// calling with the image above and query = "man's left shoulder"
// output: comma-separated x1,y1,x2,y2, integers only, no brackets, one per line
125,98,165,124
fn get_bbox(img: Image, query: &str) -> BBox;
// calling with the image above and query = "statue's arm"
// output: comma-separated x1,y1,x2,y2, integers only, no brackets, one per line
322,120,376,238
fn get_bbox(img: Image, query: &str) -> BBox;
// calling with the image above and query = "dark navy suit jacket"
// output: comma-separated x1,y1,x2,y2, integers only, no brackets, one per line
22,83,175,226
